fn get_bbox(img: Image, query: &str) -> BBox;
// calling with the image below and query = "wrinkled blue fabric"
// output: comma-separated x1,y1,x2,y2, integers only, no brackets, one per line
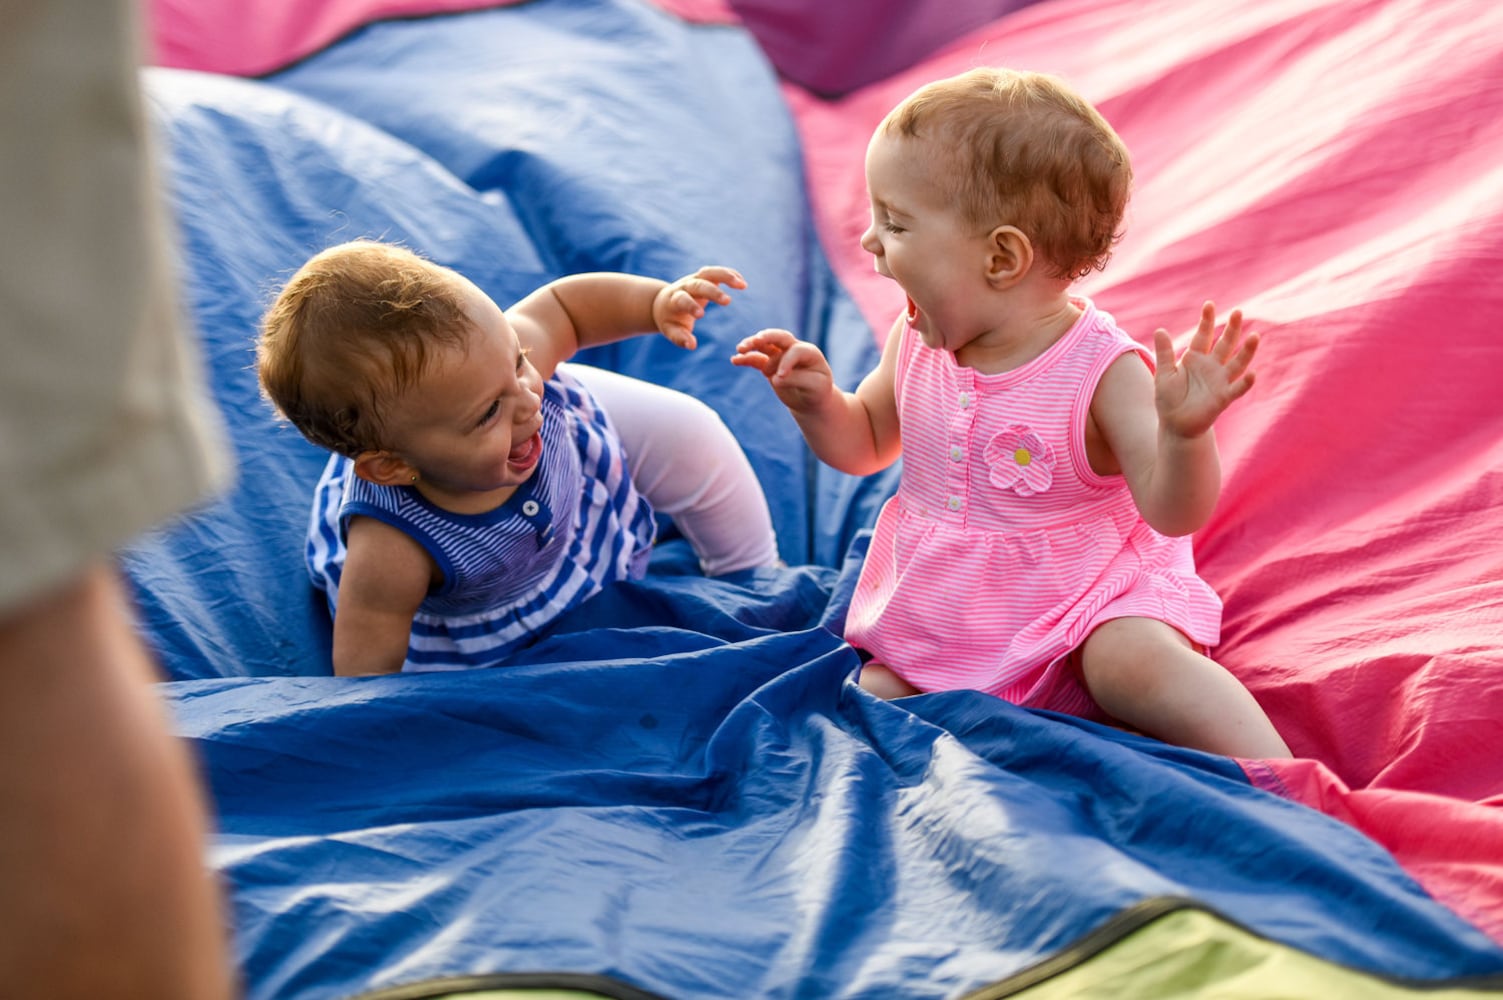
173,614,1503,998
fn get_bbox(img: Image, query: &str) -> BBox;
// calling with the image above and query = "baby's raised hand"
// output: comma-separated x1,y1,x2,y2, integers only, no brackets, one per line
731,328,835,413
1153,302,1259,439
654,265,748,349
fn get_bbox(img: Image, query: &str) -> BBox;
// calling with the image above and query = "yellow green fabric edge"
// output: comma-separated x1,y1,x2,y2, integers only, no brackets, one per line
966,904,1503,999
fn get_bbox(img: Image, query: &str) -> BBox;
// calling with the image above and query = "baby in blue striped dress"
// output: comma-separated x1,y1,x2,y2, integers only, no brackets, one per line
258,240,779,675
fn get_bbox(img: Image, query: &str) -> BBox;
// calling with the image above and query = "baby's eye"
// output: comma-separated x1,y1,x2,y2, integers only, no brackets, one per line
477,400,500,428
884,222,906,234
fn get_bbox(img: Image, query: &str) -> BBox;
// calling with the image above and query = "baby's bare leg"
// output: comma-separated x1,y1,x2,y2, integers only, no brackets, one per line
858,661,921,699
1080,617,1291,758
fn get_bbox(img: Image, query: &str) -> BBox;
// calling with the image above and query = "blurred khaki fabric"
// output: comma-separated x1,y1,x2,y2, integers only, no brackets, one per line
0,0,230,612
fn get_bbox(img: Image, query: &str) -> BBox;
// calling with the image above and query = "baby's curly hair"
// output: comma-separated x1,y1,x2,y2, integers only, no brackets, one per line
257,240,471,457
878,67,1133,281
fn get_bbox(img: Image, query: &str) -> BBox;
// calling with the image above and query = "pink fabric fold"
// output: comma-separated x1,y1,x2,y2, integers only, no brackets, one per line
786,0,1503,940
1245,757,1503,944
146,0,738,77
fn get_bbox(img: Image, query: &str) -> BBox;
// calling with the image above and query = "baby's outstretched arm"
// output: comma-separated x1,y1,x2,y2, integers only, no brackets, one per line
1094,302,1258,536
733,319,902,476
510,266,746,374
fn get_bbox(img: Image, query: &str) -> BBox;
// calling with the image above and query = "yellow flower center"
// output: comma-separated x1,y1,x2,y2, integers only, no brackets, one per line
1014,448,1032,467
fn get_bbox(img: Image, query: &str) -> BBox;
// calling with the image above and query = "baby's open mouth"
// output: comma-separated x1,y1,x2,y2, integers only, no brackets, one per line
906,295,919,323
508,431,542,471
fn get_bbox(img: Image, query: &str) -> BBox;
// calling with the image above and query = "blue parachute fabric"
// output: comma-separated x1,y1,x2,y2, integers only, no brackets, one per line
176,598,1503,998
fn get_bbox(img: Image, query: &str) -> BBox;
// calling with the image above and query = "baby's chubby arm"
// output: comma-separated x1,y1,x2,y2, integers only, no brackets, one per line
329,516,434,676
732,316,902,476
508,266,747,375
1095,302,1259,536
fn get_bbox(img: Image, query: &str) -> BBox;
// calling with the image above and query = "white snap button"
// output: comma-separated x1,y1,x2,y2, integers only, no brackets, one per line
522,500,540,516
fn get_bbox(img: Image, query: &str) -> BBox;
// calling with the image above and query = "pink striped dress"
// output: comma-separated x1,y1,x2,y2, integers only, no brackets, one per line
844,299,1222,717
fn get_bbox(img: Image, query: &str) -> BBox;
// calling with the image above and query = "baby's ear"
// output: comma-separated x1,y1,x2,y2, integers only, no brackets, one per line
353,450,418,487
985,225,1033,288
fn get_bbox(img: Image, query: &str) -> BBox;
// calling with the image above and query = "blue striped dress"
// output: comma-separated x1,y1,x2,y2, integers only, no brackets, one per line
306,370,656,671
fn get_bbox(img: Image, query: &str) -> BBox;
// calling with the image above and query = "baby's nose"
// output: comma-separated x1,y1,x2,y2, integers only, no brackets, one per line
859,225,882,255
517,385,542,422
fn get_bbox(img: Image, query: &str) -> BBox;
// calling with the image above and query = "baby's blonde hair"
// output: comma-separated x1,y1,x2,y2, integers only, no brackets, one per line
257,240,471,457
878,67,1132,280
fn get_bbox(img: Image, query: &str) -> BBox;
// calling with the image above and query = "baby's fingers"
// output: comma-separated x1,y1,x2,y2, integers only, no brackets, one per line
732,329,788,375
662,287,709,318
1210,308,1248,362
688,265,748,293
730,348,776,373
1188,301,1219,355
676,266,746,308
1152,328,1178,376
678,278,733,308
736,328,797,355
1222,329,1260,384
773,341,820,376
659,320,697,350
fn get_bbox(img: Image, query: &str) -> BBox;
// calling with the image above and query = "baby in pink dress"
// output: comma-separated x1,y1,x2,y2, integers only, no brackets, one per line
734,67,1290,759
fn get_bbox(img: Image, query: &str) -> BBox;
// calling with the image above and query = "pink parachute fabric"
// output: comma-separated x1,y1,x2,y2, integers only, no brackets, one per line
783,0,1503,942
